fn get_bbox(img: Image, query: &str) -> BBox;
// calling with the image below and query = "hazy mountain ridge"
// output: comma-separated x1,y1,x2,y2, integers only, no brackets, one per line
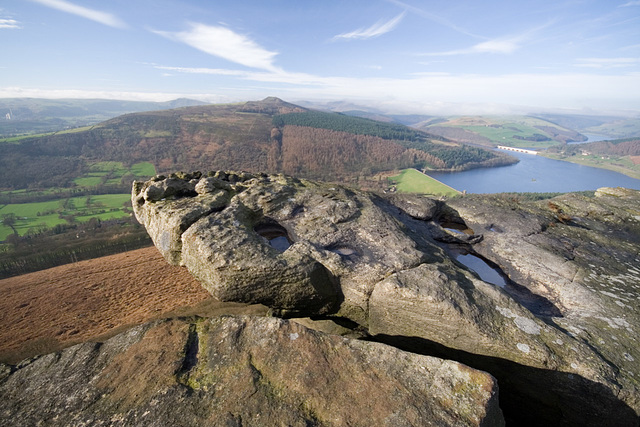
0,98,208,137
413,116,588,149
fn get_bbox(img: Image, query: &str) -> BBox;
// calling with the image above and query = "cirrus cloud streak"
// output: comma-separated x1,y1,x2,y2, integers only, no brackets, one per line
153,23,279,72
332,12,405,41
0,18,21,29
29,0,126,28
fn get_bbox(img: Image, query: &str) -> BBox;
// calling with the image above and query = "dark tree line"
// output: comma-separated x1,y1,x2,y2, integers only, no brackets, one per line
273,111,442,142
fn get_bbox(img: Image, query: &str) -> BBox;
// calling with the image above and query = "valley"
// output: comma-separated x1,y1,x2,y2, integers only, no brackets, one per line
1,96,640,279
0,98,511,240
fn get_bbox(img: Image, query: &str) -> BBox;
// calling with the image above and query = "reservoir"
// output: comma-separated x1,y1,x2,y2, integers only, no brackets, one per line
428,150,640,194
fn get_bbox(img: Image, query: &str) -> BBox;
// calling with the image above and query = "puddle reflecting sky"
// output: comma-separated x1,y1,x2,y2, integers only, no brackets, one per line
268,236,291,252
454,253,507,287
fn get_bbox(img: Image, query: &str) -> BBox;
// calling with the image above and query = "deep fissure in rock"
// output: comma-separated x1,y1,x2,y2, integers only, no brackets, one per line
177,323,199,381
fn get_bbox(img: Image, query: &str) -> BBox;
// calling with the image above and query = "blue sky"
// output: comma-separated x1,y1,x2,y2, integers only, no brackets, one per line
1,0,640,114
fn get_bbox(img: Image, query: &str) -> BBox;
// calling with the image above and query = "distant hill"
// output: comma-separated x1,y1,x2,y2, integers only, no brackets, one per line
0,97,515,191
416,116,587,149
296,101,436,127
543,136,640,179
533,113,640,139
0,97,208,137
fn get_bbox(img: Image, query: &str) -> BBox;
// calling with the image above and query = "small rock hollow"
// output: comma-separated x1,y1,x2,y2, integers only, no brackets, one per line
324,244,360,262
440,221,475,235
254,221,292,252
451,248,508,288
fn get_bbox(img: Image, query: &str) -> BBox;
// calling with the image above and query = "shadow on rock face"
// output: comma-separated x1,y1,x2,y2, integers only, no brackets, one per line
371,334,639,427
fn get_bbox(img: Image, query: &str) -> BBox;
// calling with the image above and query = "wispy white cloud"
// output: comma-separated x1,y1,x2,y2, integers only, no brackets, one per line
384,0,483,39
153,23,279,72
0,86,234,104
619,1,640,7
332,12,405,41
29,0,126,28
574,57,640,68
419,22,552,57
0,18,21,29
420,36,523,56
153,65,330,87
154,65,250,78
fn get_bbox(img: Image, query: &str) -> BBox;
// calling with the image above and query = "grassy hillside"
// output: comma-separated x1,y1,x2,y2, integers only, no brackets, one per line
388,169,460,197
582,118,640,139
534,113,640,139
417,116,586,148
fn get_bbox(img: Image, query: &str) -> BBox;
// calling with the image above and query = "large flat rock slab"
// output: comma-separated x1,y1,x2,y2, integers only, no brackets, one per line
0,316,503,427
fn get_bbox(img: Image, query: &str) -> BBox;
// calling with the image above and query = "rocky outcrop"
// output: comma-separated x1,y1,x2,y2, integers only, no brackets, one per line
133,172,640,426
132,171,429,319
0,316,502,427
445,188,640,425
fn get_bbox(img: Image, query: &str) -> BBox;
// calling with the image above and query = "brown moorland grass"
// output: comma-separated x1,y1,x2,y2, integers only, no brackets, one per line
0,246,267,364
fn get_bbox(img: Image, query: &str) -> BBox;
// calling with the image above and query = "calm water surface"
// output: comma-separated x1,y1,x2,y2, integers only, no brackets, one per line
428,150,640,194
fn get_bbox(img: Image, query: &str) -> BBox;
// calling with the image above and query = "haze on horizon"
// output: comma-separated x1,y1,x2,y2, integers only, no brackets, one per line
2,0,640,116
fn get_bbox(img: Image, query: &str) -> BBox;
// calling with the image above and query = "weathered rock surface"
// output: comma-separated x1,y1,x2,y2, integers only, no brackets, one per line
0,316,503,427
133,171,429,319
133,173,640,426
445,188,640,425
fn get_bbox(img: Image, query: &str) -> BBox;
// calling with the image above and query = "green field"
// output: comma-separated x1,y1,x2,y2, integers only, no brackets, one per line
0,161,156,241
388,169,460,197
0,194,131,240
73,161,155,187
429,116,579,149
458,124,555,148
0,125,95,144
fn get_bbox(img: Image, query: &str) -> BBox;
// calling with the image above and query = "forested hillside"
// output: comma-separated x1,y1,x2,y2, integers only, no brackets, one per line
546,137,640,157
578,138,640,156
272,111,514,178
273,110,433,142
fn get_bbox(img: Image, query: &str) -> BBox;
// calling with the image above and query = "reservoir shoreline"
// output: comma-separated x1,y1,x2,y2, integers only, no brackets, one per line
427,149,640,194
